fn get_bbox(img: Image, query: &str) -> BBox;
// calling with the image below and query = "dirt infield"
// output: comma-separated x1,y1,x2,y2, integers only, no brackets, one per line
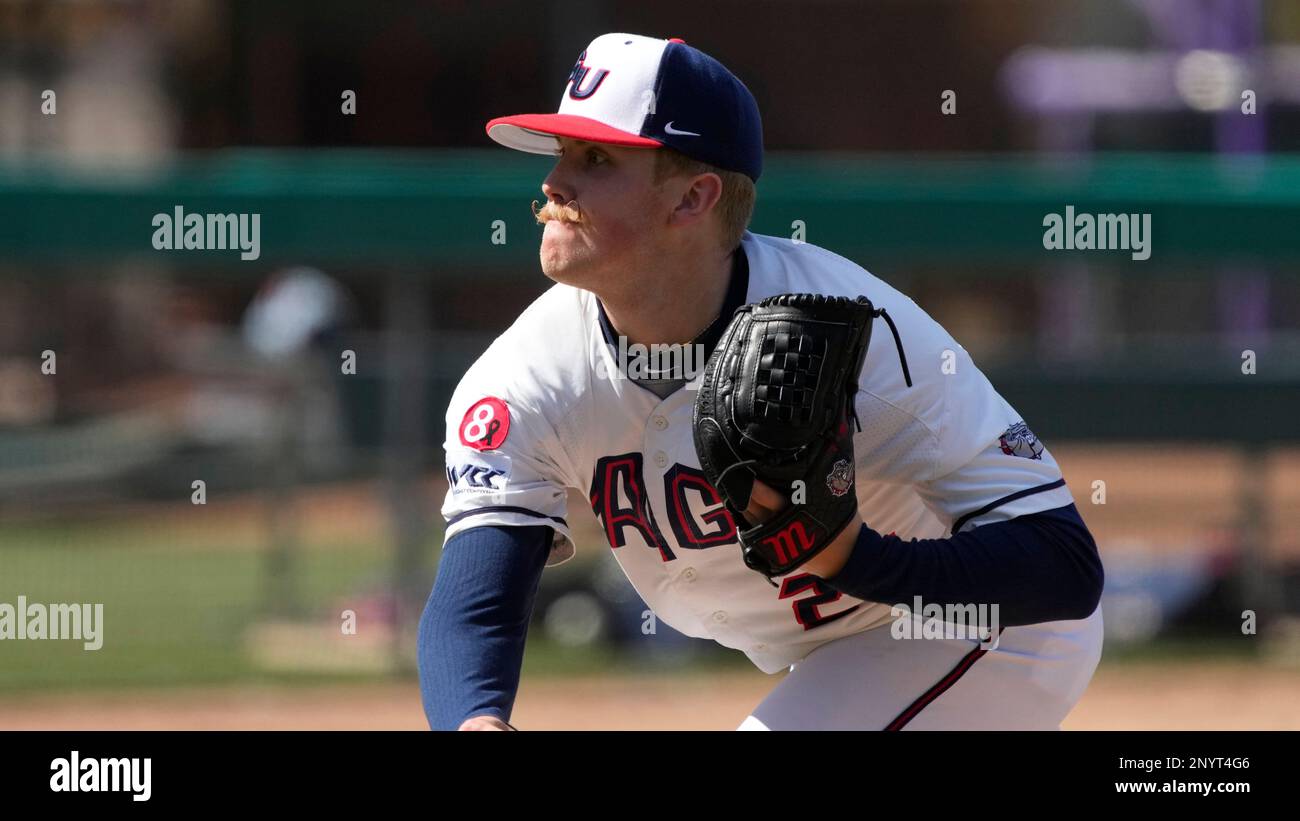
2,660,1298,730
4,445,1299,730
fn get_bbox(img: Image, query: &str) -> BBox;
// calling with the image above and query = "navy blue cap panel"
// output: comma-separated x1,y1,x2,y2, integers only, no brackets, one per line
642,41,764,181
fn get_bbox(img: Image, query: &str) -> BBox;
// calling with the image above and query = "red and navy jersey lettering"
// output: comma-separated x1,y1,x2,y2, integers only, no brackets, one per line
779,573,860,631
590,453,875,632
663,464,737,549
589,453,674,561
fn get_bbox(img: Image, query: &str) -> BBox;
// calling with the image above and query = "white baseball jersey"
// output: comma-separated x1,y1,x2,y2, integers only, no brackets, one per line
440,230,1077,674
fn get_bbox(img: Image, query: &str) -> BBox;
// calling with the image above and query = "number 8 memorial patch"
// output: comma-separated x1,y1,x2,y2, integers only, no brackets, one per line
459,396,511,451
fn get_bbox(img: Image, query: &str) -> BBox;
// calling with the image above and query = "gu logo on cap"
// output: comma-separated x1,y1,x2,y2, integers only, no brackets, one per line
567,51,609,100
485,33,764,181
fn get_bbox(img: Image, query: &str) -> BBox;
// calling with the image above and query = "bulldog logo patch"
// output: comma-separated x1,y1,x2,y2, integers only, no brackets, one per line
999,421,1044,460
826,458,854,497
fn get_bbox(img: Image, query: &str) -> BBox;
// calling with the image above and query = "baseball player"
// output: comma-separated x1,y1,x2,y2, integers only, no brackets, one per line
419,33,1104,731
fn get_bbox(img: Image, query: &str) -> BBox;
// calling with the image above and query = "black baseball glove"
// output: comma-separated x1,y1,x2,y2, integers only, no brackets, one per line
692,294,912,580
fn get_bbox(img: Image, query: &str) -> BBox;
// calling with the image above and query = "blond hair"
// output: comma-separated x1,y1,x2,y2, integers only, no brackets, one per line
653,148,756,252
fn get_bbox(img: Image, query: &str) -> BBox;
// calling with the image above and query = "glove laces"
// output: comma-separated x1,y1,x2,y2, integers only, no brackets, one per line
873,307,913,389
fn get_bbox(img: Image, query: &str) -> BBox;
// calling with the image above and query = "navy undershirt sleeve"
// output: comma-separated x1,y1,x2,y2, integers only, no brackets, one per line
823,502,1104,626
417,524,551,730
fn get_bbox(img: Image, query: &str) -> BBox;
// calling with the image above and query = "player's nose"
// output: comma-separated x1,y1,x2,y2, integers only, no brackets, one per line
541,164,575,205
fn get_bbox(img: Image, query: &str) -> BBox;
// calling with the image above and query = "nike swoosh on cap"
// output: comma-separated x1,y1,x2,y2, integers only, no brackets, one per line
664,121,700,136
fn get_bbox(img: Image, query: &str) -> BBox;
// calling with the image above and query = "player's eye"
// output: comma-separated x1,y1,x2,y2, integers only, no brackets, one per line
555,144,607,168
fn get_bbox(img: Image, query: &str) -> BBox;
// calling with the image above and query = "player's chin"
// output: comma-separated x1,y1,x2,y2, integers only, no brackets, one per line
540,236,594,281
539,247,588,286
540,259,593,288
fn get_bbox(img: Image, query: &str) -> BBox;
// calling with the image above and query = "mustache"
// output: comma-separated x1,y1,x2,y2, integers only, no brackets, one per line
532,199,583,225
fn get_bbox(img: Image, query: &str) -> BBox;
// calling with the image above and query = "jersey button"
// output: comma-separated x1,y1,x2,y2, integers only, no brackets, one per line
652,415,668,430
754,643,767,651
711,610,727,623
681,567,697,582
654,450,668,468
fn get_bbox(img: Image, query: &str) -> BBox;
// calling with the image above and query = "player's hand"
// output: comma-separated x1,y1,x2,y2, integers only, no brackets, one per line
741,479,787,523
458,715,516,731
743,479,862,580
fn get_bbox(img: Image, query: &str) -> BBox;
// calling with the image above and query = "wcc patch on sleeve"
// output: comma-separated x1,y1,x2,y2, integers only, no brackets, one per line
446,452,512,496
459,396,511,451
444,452,509,496
998,421,1044,460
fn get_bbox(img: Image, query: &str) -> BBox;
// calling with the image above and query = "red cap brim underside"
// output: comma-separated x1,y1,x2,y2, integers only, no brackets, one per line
485,113,663,152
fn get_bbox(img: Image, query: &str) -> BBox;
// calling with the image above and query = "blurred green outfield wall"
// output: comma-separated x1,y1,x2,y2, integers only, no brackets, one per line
1,150,1298,442
2,151,1300,267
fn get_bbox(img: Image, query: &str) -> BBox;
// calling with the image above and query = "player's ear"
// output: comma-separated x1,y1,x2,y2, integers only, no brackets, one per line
669,171,723,227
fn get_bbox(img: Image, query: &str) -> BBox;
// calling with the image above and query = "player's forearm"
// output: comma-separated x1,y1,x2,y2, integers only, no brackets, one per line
417,525,551,730
417,596,522,730
819,503,1104,626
